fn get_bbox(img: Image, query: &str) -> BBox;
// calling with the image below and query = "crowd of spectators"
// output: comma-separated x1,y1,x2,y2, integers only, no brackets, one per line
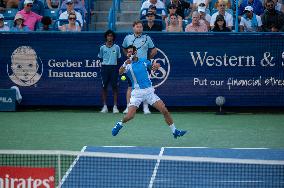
0,0,84,31
140,0,284,32
0,0,283,32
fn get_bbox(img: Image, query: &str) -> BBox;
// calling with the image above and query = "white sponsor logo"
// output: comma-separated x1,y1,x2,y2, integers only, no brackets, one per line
7,46,43,86
150,48,170,88
0,97,13,103
0,174,54,188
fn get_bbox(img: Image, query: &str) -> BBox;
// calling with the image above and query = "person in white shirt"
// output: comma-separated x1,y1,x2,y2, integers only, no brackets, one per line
58,0,83,27
272,0,284,12
210,0,233,30
0,14,10,31
240,6,262,32
141,0,166,18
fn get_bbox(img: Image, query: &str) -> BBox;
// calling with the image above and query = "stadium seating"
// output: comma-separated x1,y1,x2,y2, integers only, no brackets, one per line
44,9,59,20
3,9,18,20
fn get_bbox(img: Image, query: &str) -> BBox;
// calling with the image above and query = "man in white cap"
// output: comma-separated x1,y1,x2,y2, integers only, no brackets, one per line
240,6,262,32
0,14,10,31
197,3,211,29
18,0,44,16
58,0,83,27
17,0,42,31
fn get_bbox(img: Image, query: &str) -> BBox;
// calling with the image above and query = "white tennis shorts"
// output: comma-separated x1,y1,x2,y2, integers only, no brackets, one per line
129,87,160,107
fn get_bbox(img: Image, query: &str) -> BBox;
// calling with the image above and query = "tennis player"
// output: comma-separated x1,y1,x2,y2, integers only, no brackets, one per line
112,45,187,139
122,20,157,115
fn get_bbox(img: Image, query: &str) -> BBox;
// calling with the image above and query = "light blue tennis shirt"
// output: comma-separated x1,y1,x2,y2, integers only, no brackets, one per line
98,44,121,65
122,34,155,59
125,58,153,89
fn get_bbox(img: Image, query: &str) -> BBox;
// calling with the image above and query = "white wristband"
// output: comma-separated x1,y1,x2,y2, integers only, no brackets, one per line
122,63,127,68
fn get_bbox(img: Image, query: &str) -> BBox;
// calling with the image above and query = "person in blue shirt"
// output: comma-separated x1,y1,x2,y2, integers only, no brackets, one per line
112,45,187,139
98,30,121,114
122,20,158,115
238,0,264,16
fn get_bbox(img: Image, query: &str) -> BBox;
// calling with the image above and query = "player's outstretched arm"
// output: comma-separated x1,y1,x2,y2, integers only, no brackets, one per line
119,59,131,75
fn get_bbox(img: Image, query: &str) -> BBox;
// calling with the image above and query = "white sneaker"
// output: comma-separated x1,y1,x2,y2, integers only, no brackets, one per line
100,105,108,113
143,103,151,114
113,106,119,113
123,107,128,114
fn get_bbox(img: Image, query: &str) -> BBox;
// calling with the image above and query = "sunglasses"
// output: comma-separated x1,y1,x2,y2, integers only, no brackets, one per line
219,4,226,7
266,4,274,7
69,17,76,20
27,4,33,7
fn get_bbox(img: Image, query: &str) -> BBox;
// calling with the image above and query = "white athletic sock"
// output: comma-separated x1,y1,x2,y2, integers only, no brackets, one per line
119,120,123,126
169,124,176,133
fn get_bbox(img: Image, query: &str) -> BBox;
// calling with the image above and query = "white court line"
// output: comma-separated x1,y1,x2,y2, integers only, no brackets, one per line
103,146,136,147
165,147,272,150
231,148,269,150
148,147,164,188
165,147,209,149
214,180,265,183
58,146,87,188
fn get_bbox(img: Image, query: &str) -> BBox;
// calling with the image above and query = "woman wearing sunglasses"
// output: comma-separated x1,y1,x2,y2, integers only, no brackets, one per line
59,12,81,32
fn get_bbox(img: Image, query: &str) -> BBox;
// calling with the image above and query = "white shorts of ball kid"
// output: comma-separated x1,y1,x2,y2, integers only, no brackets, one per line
129,87,160,108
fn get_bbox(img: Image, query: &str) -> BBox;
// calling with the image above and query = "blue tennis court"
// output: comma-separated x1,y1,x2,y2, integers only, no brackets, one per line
60,146,284,188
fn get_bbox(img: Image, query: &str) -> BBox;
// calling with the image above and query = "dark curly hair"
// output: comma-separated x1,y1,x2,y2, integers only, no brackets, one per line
104,29,116,41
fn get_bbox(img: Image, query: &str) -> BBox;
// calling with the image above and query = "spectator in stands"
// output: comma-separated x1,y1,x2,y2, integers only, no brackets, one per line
185,11,208,32
210,0,233,30
166,14,183,31
41,16,52,31
18,0,44,16
0,13,9,31
60,0,86,16
0,0,5,12
59,0,83,27
272,0,284,12
59,12,81,31
239,0,264,15
165,4,182,29
193,0,210,10
240,6,262,32
17,0,42,31
140,5,162,20
198,3,211,29
98,30,121,114
143,12,162,31
141,0,166,18
1,0,19,11
11,13,29,31
46,0,60,9
214,0,231,9
262,0,284,31
212,14,231,31
166,0,191,19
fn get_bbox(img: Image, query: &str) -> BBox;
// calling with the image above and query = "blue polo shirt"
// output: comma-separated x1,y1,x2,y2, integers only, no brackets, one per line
98,44,121,65
124,58,153,89
122,34,155,59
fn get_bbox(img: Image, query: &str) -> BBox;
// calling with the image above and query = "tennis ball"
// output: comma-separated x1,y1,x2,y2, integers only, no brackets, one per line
121,76,126,81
